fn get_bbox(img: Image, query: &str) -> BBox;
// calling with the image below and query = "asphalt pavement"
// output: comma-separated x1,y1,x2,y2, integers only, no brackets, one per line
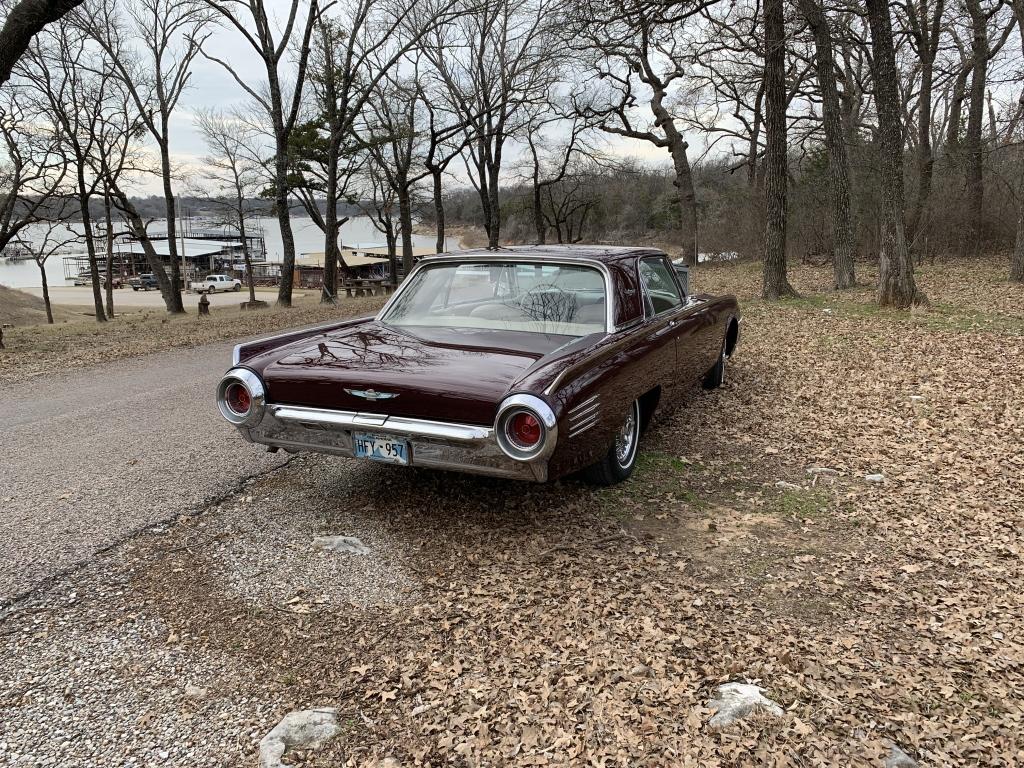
0,341,288,603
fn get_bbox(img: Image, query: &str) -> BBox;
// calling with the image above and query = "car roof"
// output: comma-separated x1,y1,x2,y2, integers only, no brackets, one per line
425,244,667,265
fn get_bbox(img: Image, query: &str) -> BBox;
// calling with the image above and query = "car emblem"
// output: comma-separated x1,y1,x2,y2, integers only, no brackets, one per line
344,387,399,401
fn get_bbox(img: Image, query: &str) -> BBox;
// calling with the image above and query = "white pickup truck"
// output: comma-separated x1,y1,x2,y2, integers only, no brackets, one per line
190,274,242,294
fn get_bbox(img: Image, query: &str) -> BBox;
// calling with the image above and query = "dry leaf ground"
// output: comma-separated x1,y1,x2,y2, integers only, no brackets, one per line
1,255,1022,767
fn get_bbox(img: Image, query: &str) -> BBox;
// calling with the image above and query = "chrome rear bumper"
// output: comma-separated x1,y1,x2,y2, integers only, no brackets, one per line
238,404,548,482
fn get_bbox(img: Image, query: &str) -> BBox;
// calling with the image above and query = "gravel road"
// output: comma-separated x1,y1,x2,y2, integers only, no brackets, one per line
0,342,286,603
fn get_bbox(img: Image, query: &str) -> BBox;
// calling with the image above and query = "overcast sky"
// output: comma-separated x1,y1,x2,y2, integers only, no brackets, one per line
136,5,664,197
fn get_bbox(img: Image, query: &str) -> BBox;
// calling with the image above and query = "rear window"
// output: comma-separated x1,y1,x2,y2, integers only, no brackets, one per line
382,261,608,337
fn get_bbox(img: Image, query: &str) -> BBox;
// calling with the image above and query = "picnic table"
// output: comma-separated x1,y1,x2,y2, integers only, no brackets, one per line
342,278,394,298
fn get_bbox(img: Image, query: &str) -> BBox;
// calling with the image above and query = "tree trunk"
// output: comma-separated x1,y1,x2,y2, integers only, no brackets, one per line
109,186,181,312
432,168,445,253
799,0,855,289
385,222,398,286
907,50,936,247
398,182,414,274
77,173,106,322
238,199,257,304
321,144,340,304
648,84,698,265
274,142,296,307
39,262,53,324
486,152,501,249
104,191,115,319
1012,193,1024,282
159,140,185,313
964,0,988,255
533,178,546,244
761,0,797,300
866,0,926,307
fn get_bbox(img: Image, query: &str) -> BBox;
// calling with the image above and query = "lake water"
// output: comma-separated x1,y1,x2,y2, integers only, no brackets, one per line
0,216,441,289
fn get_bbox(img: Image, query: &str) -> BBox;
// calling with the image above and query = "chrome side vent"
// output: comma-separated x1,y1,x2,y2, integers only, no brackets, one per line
567,394,600,437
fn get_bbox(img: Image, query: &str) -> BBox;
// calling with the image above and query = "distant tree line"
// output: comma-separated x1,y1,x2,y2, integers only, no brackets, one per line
0,0,1022,324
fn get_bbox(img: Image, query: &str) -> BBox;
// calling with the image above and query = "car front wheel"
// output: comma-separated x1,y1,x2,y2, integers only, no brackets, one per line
582,398,641,486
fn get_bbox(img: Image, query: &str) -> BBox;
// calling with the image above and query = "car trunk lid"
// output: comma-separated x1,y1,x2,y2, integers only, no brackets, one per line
258,322,574,425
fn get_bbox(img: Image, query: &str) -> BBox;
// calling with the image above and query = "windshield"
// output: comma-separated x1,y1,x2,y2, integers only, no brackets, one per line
382,261,608,337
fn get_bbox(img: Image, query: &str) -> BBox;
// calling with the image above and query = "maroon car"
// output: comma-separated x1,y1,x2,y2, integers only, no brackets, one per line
216,245,740,485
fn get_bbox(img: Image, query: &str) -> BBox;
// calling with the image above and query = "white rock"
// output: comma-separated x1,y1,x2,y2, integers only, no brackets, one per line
259,708,339,768
183,685,208,700
909,395,925,403
775,481,802,490
885,744,918,768
865,473,885,484
806,467,840,477
705,682,783,729
313,535,369,555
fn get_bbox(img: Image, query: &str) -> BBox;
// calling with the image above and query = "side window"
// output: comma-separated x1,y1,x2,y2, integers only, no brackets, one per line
638,257,683,316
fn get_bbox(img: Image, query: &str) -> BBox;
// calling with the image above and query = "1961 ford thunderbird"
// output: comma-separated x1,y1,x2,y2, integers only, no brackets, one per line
216,245,740,485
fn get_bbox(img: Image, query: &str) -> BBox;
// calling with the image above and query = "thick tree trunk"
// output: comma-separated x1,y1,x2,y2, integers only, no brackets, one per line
0,0,84,86
648,85,698,265
159,140,185,313
907,56,935,246
964,0,988,255
799,0,855,289
486,152,501,249
761,0,797,300
39,263,53,324
432,168,445,253
866,0,926,307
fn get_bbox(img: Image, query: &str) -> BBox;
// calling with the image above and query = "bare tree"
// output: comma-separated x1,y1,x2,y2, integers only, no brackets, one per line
761,0,796,299
21,20,113,322
960,0,1015,253
85,0,212,314
194,110,264,305
798,0,855,289
572,0,709,265
427,0,561,249
0,89,70,251
866,0,925,307
200,0,321,307
17,217,79,323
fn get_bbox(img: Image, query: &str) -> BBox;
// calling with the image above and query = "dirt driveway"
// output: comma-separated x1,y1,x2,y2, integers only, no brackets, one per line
1,258,1022,767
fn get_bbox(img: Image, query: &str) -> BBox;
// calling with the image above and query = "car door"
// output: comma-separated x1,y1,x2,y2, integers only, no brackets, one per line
637,255,693,394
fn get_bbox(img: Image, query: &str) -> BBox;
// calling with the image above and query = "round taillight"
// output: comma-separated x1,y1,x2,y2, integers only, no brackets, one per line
508,411,541,448
225,382,251,415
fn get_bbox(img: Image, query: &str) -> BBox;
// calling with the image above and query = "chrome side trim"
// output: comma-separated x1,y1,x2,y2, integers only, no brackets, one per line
375,254,618,334
568,394,601,437
271,405,493,442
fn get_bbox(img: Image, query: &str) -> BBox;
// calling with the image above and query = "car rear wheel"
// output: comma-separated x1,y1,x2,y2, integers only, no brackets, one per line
583,398,641,486
234,283,241,291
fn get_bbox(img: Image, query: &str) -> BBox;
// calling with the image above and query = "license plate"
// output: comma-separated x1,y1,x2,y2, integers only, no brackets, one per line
353,432,409,465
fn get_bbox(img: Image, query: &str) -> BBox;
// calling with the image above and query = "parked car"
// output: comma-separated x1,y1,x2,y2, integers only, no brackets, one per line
191,274,241,294
73,272,122,288
216,245,740,485
129,273,159,291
